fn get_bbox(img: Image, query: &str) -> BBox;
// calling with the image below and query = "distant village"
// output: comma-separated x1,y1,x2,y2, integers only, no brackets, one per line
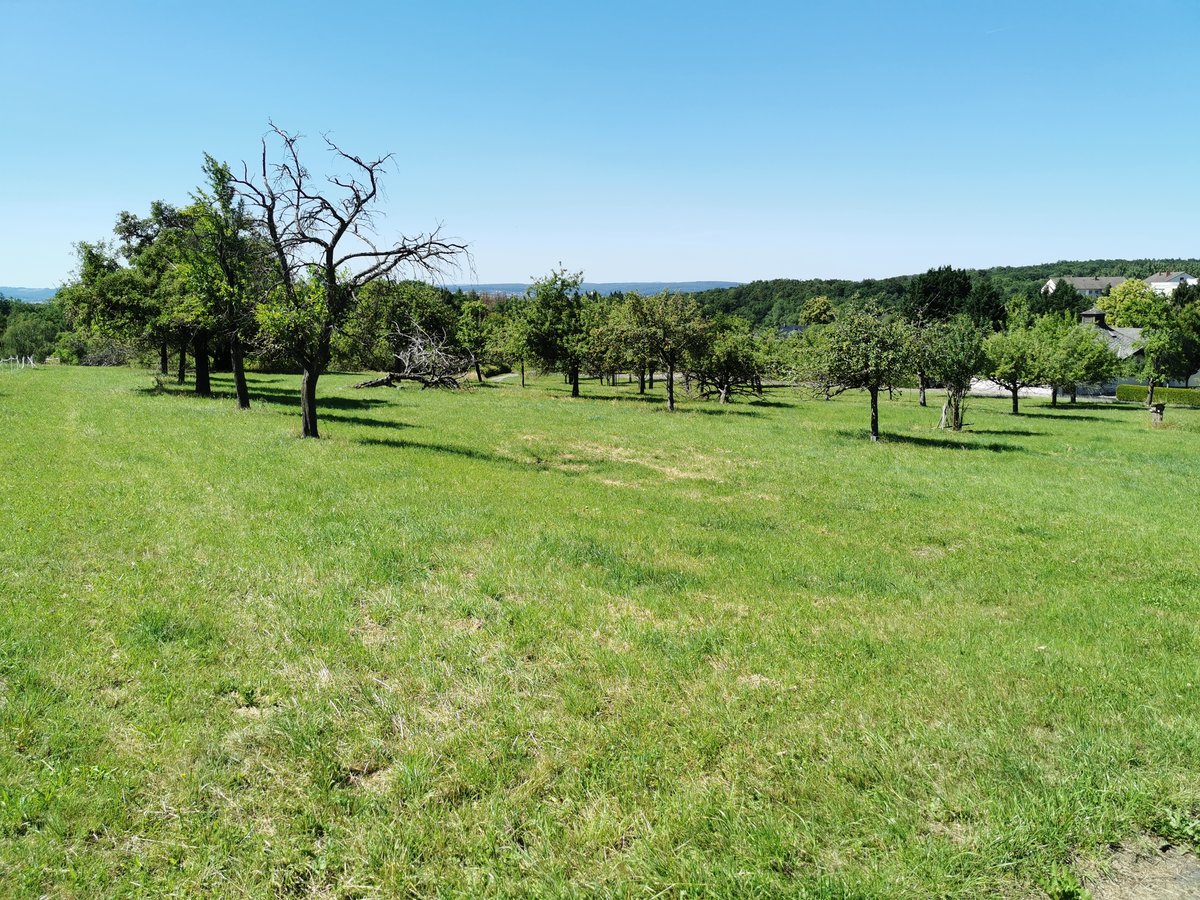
1042,271,1199,391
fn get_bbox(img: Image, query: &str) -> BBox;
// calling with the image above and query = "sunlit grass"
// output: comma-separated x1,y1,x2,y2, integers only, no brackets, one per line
1,365,1198,897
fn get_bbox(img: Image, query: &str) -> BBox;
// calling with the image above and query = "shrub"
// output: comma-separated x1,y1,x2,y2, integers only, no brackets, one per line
1116,384,1200,406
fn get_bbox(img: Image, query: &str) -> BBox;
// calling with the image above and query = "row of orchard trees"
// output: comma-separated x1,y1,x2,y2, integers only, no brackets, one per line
56,125,1199,441
800,304,1122,441
337,268,786,409
56,128,781,436
58,129,468,437
804,277,1200,440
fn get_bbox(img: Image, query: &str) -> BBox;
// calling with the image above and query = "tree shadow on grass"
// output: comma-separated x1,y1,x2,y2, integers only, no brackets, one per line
570,391,667,405
886,433,1025,452
835,429,1026,452
321,413,414,430
133,383,392,411
355,436,516,466
1018,411,1108,422
687,406,763,417
966,428,1045,437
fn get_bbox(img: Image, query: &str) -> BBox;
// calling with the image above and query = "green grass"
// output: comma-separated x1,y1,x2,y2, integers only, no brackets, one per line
1,366,1199,898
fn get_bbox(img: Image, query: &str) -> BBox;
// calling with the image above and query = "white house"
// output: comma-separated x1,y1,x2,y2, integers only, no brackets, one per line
1144,271,1198,295
1041,275,1127,298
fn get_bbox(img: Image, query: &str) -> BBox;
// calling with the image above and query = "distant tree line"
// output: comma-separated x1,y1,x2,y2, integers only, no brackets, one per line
688,259,1200,328
0,295,64,360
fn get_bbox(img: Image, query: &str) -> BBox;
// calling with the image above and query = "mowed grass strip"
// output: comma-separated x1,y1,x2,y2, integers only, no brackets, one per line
0,366,1198,897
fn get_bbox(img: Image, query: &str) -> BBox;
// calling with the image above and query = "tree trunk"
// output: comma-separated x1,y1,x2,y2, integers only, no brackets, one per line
638,368,646,394
475,361,483,383
918,372,927,407
1050,385,1058,407
231,335,250,410
869,386,879,441
1146,381,1156,409
667,363,676,410
570,366,580,398
649,366,655,389
1011,386,1019,415
159,340,169,376
300,368,320,438
210,338,233,372
719,385,730,404
1070,386,1077,403
938,400,950,430
520,359,525,387
193,330,211,397
177,341,187,384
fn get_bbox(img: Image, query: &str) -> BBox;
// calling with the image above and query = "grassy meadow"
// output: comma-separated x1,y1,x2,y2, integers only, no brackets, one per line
1,365,1199,897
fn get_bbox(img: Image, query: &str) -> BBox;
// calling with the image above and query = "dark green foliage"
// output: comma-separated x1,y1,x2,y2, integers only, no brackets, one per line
688,314,764,403
985,258,1200,301
902,266,973,323
688,260,1200,330
1115,384,1200,406
923,315,987,429
1031,279,1086,317
691,277,909,326
524,269,590,396
336,280,461,371
808,312,914,439
1,300,65,360
963,276,1006,328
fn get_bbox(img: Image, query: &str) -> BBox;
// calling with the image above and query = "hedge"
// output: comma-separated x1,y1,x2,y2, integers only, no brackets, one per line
1115,384,1200,406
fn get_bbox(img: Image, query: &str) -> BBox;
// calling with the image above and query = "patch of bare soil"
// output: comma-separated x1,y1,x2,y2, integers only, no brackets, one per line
1084,836,1200,900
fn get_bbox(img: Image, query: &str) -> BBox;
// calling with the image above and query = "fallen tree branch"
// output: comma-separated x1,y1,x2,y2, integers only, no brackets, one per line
354,372,463,389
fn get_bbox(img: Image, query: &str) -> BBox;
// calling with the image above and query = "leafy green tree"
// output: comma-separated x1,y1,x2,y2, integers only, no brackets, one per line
984,316,1045,415
1099,279,1192,407
1032,280,1085,317
525,268,589,396
808,312,913,441
174,155,270,407
111,202,198,382
903,266,973,323
963,276,1005,328
56,237,178,372
633,289,706,411
486,298,534,386
1131,317,1191,408
923,315,986,430
901,266,972,405
1101,280,1167,328
233,126,465,438
337,280,441,372
457,298,492,382
1,302,64,360
609,290,657,393
688,315,762,403
1174,299,1200,388
797,294,835,327
1034,313,1119,405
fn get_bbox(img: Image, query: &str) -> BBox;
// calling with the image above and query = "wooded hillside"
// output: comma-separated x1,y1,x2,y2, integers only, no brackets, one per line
691,259,1200,326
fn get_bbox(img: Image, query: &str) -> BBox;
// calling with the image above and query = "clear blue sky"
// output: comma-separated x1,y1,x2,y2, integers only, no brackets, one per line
2,0,1196,288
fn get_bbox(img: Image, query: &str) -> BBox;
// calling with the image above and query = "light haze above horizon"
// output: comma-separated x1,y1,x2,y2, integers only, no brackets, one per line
2,0,1196,288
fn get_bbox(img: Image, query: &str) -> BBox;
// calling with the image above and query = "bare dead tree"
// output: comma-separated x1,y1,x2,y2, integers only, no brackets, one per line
354,321,473,389
231,124,467,437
